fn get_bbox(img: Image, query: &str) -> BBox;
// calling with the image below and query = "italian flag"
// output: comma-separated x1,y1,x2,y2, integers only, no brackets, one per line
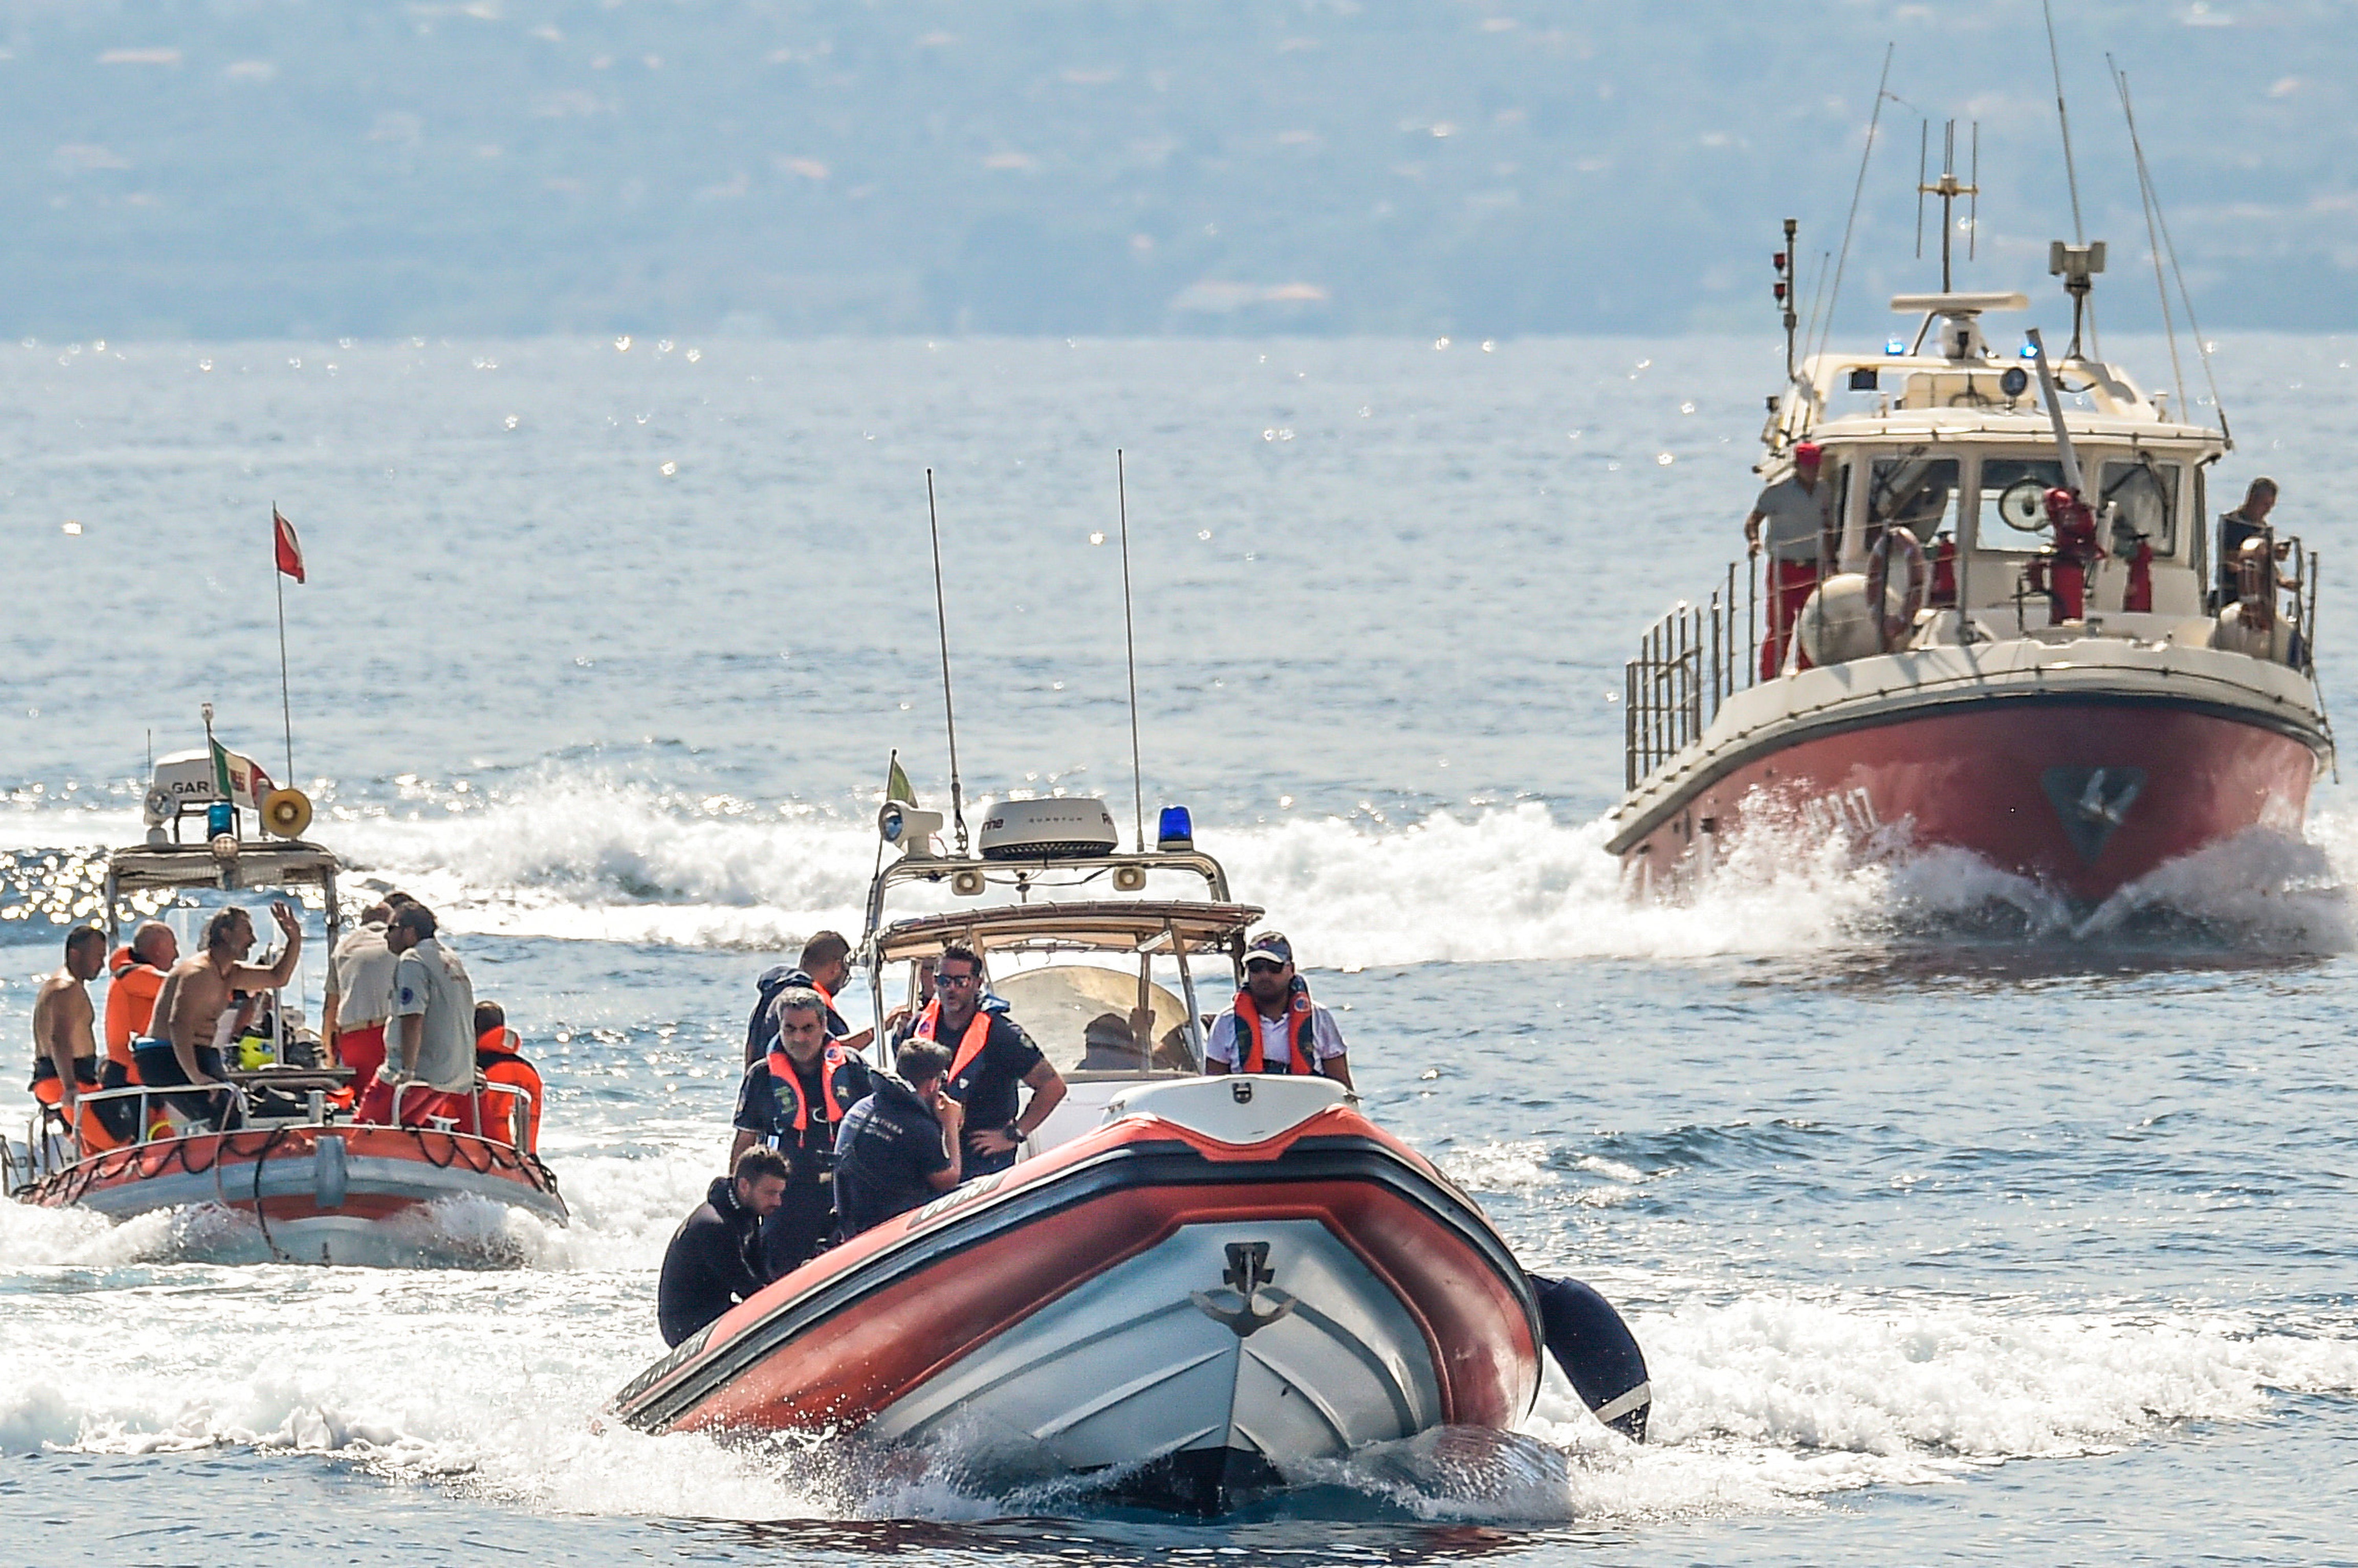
210,738,274,811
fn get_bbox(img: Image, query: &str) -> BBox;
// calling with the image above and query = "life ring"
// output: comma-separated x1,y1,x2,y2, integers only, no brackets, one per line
1865,526,1929,653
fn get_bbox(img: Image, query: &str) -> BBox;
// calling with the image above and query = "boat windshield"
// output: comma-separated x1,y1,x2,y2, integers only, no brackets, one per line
990,964,1199,1076
1976,457,2070,551
1868,455,1961,545
2099,457,2181,555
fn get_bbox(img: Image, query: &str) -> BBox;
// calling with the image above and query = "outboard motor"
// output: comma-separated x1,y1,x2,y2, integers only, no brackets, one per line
1529,1274,1651,1442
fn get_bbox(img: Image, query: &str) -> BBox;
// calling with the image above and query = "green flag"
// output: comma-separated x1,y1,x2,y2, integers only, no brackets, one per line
211,736,235,797
885,753,915,806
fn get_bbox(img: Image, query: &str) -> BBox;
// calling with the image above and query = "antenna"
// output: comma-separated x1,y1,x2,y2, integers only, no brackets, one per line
2042,0,2095,355
1115,450,1146,853
1905,121,1924,259
924,469,969,854
2112,57,2226,443
1915,120,1979,293
1814,43,1895,363
1968,122,1979,262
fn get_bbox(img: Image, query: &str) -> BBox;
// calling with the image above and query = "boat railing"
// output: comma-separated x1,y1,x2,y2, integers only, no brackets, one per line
392,1080,535,1148
1625,559,1758,790
11,1081,260,1186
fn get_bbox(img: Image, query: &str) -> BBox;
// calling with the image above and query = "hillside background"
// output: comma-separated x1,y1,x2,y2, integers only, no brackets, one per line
3,0,2352,338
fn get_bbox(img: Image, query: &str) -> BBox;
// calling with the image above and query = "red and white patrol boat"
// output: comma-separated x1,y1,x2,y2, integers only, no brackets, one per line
613,796,1647,1511
1610,166,2331,905
6,736,566,1266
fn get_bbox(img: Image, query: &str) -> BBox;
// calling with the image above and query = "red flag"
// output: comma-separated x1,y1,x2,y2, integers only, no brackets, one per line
273,507,305,583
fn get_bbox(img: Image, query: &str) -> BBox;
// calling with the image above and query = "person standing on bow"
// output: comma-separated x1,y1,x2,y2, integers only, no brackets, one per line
1204,932,1353,1088
891,943,1065,1178
742,931,872,1067
731,985,871,1276
1743,441,1838,678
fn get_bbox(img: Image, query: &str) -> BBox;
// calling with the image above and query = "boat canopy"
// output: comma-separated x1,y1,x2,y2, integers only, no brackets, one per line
872,900,1261,963
105,840,340,896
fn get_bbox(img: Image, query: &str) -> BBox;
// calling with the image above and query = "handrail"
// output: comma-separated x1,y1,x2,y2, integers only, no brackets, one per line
16,1080,259,1182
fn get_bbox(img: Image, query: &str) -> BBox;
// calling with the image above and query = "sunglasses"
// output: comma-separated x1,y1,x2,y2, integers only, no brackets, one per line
936,971,981,987
1244,959,1286,975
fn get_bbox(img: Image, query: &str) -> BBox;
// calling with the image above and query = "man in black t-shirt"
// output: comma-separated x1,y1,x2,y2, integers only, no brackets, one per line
731,986,872,1276
833,1039,964,1237
889,943,1067,1179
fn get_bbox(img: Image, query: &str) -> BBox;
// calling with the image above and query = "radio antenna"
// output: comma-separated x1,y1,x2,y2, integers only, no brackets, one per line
1814,42,1894,363
2042,0,2096,355
1116,450,1146,852
2112,57,2225,444
924,468,969,854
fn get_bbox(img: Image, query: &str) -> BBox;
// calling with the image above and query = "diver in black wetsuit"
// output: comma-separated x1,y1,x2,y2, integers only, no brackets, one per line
656,1147,789,1346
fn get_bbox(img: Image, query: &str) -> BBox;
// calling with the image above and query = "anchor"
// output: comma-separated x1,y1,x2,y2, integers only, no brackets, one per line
1190,1241,1298,1338
2040,765,2146,863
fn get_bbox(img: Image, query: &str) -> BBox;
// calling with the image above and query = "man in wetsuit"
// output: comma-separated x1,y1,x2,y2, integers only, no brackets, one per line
139,903,304,1130
656,1146,789,1346
832,1039,964,1238
31,925,115,1149
731,986,870,1276
890,943,1065,1179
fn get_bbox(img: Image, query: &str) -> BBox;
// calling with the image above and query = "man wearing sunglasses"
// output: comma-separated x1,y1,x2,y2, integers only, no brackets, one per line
1205,932,1353,1088
896,943,1067,1178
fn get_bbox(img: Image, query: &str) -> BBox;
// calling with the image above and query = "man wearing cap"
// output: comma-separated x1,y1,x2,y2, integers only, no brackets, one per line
1743,442,1840,678
1205,933,1353,1088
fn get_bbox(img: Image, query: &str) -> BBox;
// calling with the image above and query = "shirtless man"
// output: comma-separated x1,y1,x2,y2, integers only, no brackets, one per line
138,903,303,1129
31,926,108,1140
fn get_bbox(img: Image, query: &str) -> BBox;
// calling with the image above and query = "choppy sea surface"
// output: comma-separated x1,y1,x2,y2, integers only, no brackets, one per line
2,334,2356,1565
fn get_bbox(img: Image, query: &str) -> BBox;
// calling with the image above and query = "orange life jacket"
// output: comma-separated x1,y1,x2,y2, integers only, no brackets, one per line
765,1041,864,1136
1229,978,1322,1075
104,947,166,1072
474,1026,544,1150
913,999,997,1087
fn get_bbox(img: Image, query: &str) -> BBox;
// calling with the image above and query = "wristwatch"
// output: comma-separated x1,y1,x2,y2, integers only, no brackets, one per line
1005,1121,1024,1145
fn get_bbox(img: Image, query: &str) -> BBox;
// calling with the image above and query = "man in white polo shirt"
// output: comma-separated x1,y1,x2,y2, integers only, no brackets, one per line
1743,441,1838,678
358,903,479,1129
1204,932,1352,1088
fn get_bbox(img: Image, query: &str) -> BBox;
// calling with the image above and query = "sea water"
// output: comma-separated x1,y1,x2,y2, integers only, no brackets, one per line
1,334,2354,1564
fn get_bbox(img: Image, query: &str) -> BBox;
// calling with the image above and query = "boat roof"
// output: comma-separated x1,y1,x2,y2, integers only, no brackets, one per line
1763,290,2226,466
872,900,1262,963
107,839,340,893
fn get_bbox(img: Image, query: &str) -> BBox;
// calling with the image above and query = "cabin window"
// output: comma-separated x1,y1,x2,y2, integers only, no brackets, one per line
1867,455,1960,547
1974,457,2070,551
2098,458,2180,557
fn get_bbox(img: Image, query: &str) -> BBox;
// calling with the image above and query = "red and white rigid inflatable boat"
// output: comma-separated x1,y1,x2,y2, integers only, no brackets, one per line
1611,156,2332,907
7,738,566,1266
614,1075,1540,1508
615,795,1641,1511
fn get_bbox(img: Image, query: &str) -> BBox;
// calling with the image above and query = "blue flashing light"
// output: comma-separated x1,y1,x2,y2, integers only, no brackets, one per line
205,801,235,837
2020,340,2040,359
1883,338,1907,356
1157,805,1194,850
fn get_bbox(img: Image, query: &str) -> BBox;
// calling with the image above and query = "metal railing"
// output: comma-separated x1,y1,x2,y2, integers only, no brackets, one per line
1625,559,1759,790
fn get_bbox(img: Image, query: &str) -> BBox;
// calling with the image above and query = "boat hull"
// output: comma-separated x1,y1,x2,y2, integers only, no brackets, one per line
612,1085,1541,1513
1613,655,2330,905
18,1124,567,1267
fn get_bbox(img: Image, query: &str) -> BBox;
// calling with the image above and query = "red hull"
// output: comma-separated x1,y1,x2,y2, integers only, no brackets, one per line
1624,698,2320,902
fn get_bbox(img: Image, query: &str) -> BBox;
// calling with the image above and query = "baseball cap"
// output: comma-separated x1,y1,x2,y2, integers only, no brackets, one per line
1244,931,1293,966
